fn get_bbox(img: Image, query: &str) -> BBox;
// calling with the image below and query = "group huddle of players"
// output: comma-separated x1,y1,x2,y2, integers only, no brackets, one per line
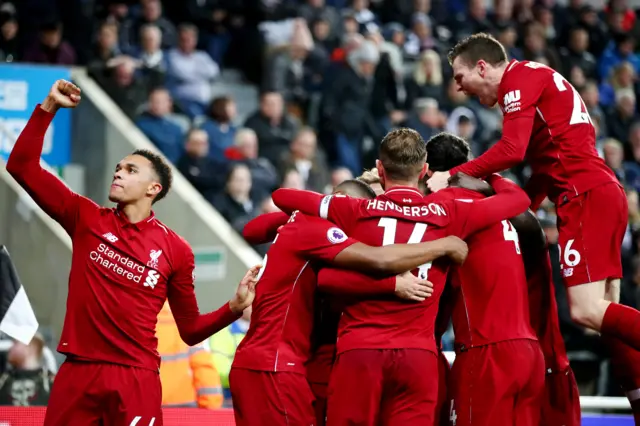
6,31,640,426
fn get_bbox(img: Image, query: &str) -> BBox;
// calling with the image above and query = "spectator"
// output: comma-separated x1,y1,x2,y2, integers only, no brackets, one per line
404,13,439,58
559,27,597,80
346,0,379,33
207,307,250,407
212,164,259,234
449,0,493,42
227,128,279,199
533,5,557,42
157,302,223,409
244,91,300,166
598,33,640,81
135,88,185,163
496,24,524,61
577,5,609,57
607,89,639,144
99,58,150,119
600,61,638,109
580,81,608,140
491,0,516,28
406,98,445,141
321,40,380,175
405,50,445,109
0,334,54,407
166,24,220,118
623,123,640,193
177,129,227,203
522,22,560,71
88,21,123,82
199,96,238,161
298,0,341,38
331,167,354,191
23,20,76,65
119,0,177,53
280,168,306,189
310,13,339,54
133,24,167,88
0,6,18,62
603,138,626,182
278,127,330,193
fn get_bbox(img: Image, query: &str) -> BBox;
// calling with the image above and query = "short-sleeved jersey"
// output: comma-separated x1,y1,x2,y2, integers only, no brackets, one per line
526,250,570,372
438,188,536,349
319,187,494,355
498,59,617,203
232,213,357,374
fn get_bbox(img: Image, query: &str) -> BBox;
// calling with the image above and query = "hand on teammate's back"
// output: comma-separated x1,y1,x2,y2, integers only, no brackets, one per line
394,271,434,302
448,172,495,196
443,236,468,264
426,171,451,193
229,264,262,314
41,79,81,114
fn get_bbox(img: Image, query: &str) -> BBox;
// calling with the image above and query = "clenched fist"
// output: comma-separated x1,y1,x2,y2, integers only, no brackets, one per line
41,79,81,114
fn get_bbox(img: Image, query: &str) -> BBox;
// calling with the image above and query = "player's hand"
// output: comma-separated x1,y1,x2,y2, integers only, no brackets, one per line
394,271,434,302
448,172,495,196
42,80,81,113
229,264,262,314
443,236,468,264
427,171,451,193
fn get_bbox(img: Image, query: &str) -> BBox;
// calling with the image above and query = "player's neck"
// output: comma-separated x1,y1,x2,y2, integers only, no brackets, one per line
118,201,153,224
384,179,419,191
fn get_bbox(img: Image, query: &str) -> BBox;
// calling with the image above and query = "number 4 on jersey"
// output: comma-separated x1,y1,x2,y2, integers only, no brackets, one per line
378,218,432,279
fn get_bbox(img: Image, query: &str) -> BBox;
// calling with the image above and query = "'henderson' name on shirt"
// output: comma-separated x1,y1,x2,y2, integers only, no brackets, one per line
365,199,447,218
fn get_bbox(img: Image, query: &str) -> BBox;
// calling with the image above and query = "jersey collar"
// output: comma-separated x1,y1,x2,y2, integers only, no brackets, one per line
114,208,157,231
384,186,423,197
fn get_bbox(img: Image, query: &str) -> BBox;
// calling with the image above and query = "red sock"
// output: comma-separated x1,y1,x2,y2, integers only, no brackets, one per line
602,334,640,425
602,303,640,352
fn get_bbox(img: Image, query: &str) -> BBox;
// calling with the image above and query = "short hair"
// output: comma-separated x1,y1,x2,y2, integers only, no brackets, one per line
425,133,471,172
378,128,427,181
335,179,377,199
132,149,172,203
447,33,508,67
178,23,198,36
208,96,233,122
357,168,381,185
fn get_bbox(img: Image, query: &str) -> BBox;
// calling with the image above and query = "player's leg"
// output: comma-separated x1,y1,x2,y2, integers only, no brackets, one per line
450,343,525,426
309,381,329,426
540,368,581,426
43,361,104,426
436,350,451,426
230,368,315,426
326,349,384,426
379,349,438,425
513,340,546,426
560,185,640,347
102,364,163,426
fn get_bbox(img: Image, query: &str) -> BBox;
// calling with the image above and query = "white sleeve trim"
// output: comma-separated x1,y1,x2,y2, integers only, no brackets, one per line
319,195,333,219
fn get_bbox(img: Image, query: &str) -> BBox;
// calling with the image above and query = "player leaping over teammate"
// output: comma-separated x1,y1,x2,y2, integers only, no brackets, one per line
426,33,640,417
6,80,262,426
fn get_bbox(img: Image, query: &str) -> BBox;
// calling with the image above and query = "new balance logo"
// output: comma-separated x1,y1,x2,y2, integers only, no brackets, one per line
103,232,119,243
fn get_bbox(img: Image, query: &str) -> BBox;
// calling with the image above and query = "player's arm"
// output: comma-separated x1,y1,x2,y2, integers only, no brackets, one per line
242,212,289,244
271,188,356,228
169,247,261,345
317,268,434,302
455,174,531,237
6,80,91,234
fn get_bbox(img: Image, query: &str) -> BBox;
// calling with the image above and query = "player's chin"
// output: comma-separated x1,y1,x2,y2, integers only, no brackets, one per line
108,191,124,203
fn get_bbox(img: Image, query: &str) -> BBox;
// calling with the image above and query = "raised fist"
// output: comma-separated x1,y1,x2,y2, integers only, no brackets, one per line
47,79,81,109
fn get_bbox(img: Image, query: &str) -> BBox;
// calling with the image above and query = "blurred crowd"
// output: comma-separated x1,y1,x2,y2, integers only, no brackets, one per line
3,0,640,407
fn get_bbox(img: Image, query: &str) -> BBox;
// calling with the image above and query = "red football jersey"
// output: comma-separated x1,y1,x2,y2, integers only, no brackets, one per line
315,180,529,355
452,59,617,206
232,212,357,374
6,107,238,372
526,250,570,372
439,187,536,349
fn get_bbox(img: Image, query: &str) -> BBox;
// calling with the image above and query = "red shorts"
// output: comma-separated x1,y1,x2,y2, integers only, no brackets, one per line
436,350,451,426
327,349,438,426
309,381,328,426
449,339,545,426
44,360,162,426
540,367,581,426
557,182,626,287
229,368,315,426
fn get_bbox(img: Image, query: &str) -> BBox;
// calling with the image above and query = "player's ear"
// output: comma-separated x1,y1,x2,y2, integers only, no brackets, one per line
376,160,386,186
147,181,162,199
476,60,486,78
419,163,428,180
